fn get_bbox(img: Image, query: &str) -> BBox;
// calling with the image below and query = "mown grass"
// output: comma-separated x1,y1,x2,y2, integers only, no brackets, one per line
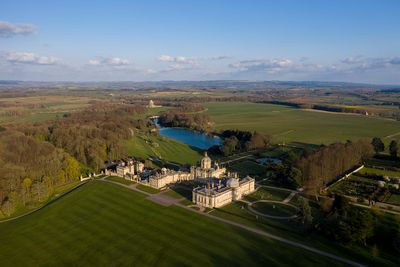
123,134,202,164
105,176,135,185
0,180,82,220
205,102,400,145
0,181,349,267
359,167,400,177
244,187,291,202
210,201,399,267
227,160,267,178
252,202,298,217
136,184,161,194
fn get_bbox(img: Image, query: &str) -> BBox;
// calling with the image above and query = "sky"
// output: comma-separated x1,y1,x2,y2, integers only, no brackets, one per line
0,0,399,84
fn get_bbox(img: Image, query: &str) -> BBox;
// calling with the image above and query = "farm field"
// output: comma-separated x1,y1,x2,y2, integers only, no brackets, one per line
0,95,93,125
123,134,202,164
0,181,347,267
205,102,400,145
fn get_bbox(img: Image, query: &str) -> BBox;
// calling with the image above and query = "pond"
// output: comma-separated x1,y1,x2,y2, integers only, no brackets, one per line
159,127,221,150
152,118,221,149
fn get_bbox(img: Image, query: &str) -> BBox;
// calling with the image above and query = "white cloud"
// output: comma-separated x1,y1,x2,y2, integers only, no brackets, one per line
5,52,60,65
229,59,294,73
158,55,196,65
88,57,129,66
0,21,37,37
211,56,231,60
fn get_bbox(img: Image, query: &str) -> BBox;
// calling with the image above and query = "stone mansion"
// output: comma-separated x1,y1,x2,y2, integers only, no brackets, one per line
108,152,255,208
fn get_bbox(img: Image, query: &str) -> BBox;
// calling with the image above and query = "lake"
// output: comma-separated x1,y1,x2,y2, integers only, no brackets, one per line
152,118,221,149
158,127,221,150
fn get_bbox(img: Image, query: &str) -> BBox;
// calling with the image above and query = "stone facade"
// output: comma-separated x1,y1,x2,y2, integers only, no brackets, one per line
114,159,144,180
192,176,255,208
149,168,192,189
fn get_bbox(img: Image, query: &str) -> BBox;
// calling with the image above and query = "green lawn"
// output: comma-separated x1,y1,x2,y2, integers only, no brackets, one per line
0,180,82,220
205,102,400,145
387,194,400,205
227,160,267,178
123,134,202,164
0,181,349,267
136,183,161,194
244,187,291,202
211,201,399,267
359,167,400,178
105,176,135,185
252,202,298,217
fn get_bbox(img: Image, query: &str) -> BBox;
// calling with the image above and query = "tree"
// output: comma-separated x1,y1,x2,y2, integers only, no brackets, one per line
332,194,350,214
299,197,313,226
21,177,32,205
222,136,239,156
389,140,398,158
371,137,384,154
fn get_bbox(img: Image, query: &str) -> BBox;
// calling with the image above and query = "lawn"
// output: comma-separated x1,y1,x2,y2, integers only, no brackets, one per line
205,102,400,145
0,181,349,267
123,134,202,165
227,160,267,178
105,176,135,185
210,200,399,267
244,187,291,202
251,202,298,217
359,167,400,178
387,194,400,205
136,183,161,194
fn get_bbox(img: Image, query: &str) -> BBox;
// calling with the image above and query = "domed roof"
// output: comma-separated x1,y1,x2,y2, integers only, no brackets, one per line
201,152,212,169
226,177,239,188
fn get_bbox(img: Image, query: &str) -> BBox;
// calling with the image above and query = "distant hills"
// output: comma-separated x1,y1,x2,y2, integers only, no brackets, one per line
0,80,399,90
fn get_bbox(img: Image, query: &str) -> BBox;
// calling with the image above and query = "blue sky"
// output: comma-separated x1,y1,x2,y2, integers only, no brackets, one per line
0,0,399,83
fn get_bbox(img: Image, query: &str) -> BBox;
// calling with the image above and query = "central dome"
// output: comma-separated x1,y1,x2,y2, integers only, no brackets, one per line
201,151,212,169
226,177,240,188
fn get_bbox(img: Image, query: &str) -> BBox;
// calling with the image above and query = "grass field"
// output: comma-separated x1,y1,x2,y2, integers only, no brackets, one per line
227,160,267,178
210,200,399,267
123,134,202,164
0,95,92,124
0,181,349,267
136,184,161,194
359,167,400,177
105,176,135,185
244,187,290,202
252,202,299,217
205,102,400,145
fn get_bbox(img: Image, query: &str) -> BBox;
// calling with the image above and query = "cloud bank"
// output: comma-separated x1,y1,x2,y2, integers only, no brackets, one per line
88,57,129,66
5,52,60,65
0,21,37,37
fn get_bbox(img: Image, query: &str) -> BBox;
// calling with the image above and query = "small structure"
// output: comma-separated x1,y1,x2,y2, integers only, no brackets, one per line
148,100,155,108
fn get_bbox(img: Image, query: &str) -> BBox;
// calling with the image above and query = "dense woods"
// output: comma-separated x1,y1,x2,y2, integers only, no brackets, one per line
220,130,272,156
158,104,212,131
0,130,80,216
296,140,374,194
0,102,147,217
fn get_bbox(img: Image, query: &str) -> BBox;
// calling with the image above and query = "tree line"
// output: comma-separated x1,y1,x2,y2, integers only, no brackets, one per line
296,140,375,195
1,102,147,217
158,104,212,132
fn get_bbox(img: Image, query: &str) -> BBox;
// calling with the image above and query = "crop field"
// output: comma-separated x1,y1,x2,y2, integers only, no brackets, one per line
205,102,400,145
0,181,348,267
0,95,93,124
123,134,202,164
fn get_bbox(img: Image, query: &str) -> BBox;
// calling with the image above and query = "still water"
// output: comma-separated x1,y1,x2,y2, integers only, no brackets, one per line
158,125,221,150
